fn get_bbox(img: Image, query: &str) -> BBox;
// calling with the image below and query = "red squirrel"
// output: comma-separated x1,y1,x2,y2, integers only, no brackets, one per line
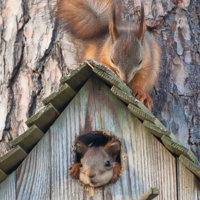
69,133,121,187
54,0,160,111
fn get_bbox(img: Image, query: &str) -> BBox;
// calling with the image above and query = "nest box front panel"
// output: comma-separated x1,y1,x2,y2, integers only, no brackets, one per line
10,75,177,200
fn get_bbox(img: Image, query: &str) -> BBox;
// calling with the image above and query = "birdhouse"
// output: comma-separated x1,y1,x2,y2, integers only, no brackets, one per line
0,60,199,200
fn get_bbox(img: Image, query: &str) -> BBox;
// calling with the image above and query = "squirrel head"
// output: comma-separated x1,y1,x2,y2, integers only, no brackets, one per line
109,2,146,84
75,138,121,187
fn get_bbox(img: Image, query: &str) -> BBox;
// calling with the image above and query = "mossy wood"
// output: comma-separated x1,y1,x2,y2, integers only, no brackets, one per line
0,75,177,199
143,121,181,144
137,188,159,200
161,135,199,165
111,86,153,117
87,59,132,95
25,103,60,133
10,125,44,153
0,170,7,182
60,62,93,92
42,83,76,113
0,146,27,174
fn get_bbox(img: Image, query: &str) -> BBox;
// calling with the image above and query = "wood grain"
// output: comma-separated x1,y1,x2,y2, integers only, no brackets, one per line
42,83,76,113
10,125,44,153
177,159,200,200
0,171,16,200
16,131,51,200
47,75,177,199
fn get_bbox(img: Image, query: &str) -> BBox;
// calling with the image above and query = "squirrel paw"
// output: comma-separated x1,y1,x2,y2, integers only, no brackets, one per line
111,164,121,183
69,163,80,179
132,86,153,111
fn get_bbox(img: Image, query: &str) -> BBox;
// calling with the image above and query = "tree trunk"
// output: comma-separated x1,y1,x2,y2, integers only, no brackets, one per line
0,0,199,162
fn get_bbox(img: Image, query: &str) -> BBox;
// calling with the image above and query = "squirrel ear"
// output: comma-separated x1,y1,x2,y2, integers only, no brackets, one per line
137,1,146,41
104,139,121,160
76,141,88,157
109,6,118,42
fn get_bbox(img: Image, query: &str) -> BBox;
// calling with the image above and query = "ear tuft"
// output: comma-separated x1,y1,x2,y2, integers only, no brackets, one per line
104,138,121,160
76,141,88,157
109,5,118,42
137,1,147,40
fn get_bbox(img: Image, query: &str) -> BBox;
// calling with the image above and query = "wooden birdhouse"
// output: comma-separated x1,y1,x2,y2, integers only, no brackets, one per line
0,60,199,200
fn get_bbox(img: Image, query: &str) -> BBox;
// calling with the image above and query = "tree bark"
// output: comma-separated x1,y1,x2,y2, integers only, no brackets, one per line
0,0,199,162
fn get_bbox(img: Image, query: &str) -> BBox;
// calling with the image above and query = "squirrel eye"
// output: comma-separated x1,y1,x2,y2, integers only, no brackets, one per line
80,162,82,167
138,60,142,65
111,58,115,64
105,161,110,167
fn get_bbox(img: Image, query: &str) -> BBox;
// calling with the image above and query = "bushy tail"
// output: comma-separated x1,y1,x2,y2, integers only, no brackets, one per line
55,0,112,39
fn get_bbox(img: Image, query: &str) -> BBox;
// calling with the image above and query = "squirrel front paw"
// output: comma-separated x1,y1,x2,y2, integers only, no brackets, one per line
132,86,153,111
111,164,121,182
69,163,80,179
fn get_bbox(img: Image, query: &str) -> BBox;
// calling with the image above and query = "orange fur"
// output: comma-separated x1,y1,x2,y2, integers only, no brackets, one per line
111,164,121,182
69,163,80,179
55,0,160,111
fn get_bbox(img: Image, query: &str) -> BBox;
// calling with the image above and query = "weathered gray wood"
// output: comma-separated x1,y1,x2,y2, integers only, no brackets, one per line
60,62,93,92
0,171,16,200
10,125,44,153
111,86,154,118
26,103,60,133
143,121,181,144
0,75,177,199
0,169,7,183
0,146,27,174
162,135,199,165
177,159,200,200
179,155,200,179
137,188,159,200
48,75,177,199
42,83,76,113
16,131,51,200
87,59,132,95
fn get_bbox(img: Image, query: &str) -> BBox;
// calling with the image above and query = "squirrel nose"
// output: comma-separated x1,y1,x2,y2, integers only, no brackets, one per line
86,170,96,179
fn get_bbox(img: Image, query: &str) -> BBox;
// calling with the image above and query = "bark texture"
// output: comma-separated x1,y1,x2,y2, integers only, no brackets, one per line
0,0,199,162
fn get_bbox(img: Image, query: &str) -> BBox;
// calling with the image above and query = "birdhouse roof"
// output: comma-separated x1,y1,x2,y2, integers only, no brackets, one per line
0,59,199,187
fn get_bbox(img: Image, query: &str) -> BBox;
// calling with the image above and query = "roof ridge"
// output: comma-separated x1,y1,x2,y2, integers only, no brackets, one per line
0,59,199,184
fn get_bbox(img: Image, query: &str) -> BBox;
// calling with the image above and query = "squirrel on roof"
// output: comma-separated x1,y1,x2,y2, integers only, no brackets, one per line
54,0,160,111
69,133,121,187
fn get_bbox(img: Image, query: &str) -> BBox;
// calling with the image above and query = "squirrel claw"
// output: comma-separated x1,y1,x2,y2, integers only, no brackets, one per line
69,163,80,179
132,86,153,111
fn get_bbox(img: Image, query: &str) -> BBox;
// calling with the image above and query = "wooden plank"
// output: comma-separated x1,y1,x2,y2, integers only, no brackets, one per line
48,75,177,199
16,130,51,200
137,188,159,200
162,135,199,165
0,169,7,183
25,103,60,133
42,83,76,113
87,59,132,95
0,146,27,174
10,125,44,153
111,86,154,118
177,158,200,200
60,62,93,92
128,105,166,130
179,155,200,178
0,171,16,200
143,120,181,144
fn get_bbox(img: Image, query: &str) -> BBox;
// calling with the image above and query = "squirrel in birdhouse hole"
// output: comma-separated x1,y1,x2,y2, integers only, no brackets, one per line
69,133,121,187
55,0,160,111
